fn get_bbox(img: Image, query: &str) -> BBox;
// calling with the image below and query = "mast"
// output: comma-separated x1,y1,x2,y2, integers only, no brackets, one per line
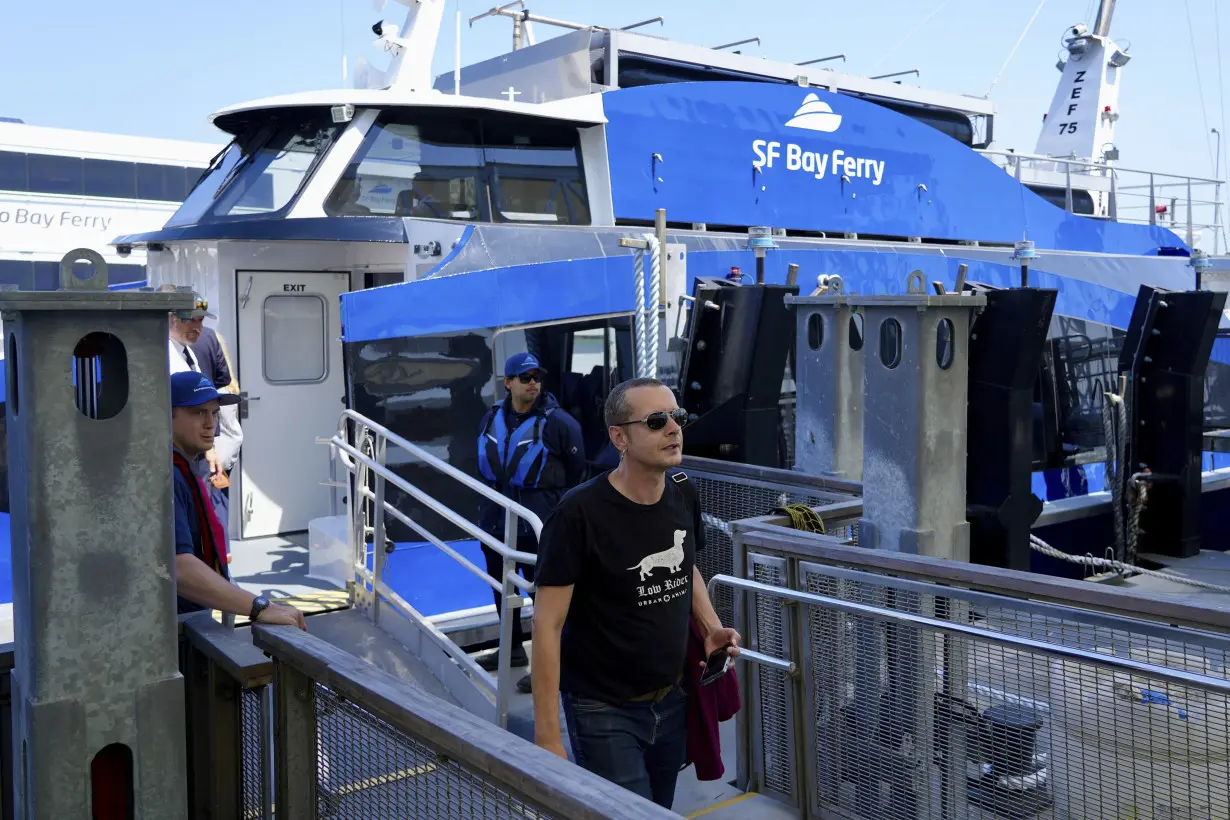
1033,1,1129,163
1092,0,1115,38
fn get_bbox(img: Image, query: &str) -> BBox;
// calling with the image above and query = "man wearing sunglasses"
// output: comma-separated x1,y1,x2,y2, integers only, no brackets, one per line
475,352,586,692
530,377,740,809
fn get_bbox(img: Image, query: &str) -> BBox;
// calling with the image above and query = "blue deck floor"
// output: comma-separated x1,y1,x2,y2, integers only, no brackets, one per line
371,539,511,618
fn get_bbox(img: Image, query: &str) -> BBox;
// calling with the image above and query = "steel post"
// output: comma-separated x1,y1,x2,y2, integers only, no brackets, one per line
1,259,193,818
273,663,317,817
847,274,984,819
371,436,388,626
851,274,985,560
495,512,519,729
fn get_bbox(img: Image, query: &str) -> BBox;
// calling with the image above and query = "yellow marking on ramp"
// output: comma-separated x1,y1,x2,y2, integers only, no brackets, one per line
332,763,437,796
685,792,757,818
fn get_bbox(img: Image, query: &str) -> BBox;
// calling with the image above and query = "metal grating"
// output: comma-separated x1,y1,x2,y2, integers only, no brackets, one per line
691,472,833,630
751,558,795,802
313,684,557,819
241,686,268,820
799,563,1230,820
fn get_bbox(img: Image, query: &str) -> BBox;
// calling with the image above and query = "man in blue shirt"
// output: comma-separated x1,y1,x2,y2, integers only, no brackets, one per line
474,353,586,690
171,371,304,628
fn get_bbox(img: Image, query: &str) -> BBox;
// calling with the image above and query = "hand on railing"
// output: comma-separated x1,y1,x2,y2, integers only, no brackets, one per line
255,603,307,631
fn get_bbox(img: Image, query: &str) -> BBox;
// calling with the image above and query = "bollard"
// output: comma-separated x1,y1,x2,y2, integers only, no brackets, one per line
2,251,192,818
786,276,864,479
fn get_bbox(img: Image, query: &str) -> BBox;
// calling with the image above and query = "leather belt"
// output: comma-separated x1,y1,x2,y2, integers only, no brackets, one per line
627,674,682,703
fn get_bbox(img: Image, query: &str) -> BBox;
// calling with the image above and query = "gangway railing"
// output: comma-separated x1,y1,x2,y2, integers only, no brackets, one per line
720,523,1230,820
177,615,678,819
328,408,542,729
248,622,679,819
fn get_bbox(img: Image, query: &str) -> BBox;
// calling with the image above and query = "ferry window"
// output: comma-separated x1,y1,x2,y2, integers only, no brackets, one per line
27,153,83,196
326,118,484,219
483,121,589,225
0,151,27,191
211,117,337,218
263,294,327,383
84,159,137,199
137,164,188,201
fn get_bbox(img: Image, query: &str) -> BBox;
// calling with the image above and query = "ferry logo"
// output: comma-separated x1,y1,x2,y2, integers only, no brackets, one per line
785,93,843,133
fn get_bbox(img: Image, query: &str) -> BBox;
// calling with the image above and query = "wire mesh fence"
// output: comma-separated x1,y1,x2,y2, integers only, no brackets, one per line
241,687,270,820
738,546,1230,820
313,685,556,819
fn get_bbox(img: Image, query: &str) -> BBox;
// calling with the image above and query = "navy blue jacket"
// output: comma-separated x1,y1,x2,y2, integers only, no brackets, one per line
477,391,586,540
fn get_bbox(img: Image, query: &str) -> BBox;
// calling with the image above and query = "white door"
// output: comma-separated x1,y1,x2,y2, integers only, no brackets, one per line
236,271,348,538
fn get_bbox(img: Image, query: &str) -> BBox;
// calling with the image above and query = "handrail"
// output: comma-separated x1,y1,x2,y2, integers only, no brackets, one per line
335,439,531,563
738,528,1230,635
334,408,543,538
329,407,542,728
252,624,681,820
708,574,1230,697
181,612,274,688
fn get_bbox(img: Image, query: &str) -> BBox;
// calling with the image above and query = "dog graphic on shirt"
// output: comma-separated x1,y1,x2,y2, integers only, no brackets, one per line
628,530,687,581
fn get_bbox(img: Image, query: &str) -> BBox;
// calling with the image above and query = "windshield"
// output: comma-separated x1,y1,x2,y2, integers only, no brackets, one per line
166,110,343,227
324,110,590,225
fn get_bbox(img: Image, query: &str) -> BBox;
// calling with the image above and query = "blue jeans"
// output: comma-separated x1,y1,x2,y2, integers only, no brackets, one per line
561,685,687,809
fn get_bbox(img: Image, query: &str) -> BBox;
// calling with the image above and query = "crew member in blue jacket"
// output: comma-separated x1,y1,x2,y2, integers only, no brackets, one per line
476,352,586,692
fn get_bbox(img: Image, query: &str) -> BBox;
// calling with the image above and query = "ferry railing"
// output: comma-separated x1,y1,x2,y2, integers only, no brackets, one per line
978,149,1224,252
178,613,274,820
328,408,542,729
250,622,680,820
721,524,1230,820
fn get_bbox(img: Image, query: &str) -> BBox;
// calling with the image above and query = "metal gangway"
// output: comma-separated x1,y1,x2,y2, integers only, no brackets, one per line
4,267,1230,819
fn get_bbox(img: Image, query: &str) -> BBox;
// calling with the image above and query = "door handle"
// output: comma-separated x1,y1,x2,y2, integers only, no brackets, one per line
239,392,260,420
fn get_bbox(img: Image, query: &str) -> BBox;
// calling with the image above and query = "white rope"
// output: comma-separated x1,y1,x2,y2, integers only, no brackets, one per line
984,0,1049,98
1183,0,1218,173
644,234,662,379
1101,391,1125,560
1030,534,1230,594
632,247,648,378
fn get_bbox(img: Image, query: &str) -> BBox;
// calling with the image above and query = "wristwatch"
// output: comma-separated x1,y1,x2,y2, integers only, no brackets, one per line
249,595,270,622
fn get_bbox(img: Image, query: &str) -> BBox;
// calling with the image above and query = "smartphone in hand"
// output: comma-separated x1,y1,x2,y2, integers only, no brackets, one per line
699,646,732,686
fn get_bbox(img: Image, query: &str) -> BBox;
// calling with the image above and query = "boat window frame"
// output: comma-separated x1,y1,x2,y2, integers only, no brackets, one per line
324,107,591,226
164,107,346,227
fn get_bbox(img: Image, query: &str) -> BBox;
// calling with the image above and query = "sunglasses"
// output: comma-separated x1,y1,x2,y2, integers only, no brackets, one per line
173,297,208,321
515,372,542,384
614,408,689,431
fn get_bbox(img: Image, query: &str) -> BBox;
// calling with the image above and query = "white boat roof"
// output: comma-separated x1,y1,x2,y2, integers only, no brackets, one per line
210,88,608,131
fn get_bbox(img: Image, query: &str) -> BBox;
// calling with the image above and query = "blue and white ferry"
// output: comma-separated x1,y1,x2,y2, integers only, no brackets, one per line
1,1,1229,815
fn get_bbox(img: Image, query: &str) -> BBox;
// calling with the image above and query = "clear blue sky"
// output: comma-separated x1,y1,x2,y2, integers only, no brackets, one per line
1,0,1226,182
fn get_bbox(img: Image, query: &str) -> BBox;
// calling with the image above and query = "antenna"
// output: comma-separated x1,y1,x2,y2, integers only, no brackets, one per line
620,17,664,31
797,54,846,66
454,8,461,95
869,69,920,81
714,37,760,51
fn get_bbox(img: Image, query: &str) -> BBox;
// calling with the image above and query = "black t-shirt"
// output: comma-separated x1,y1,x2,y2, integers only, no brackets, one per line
534,469,706,704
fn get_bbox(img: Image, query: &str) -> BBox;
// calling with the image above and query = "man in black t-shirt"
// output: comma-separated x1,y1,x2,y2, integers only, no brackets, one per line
530,377,740,809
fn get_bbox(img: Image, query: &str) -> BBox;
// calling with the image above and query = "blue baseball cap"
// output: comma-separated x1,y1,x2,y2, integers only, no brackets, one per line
504,352,548,378
171,371,241,408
